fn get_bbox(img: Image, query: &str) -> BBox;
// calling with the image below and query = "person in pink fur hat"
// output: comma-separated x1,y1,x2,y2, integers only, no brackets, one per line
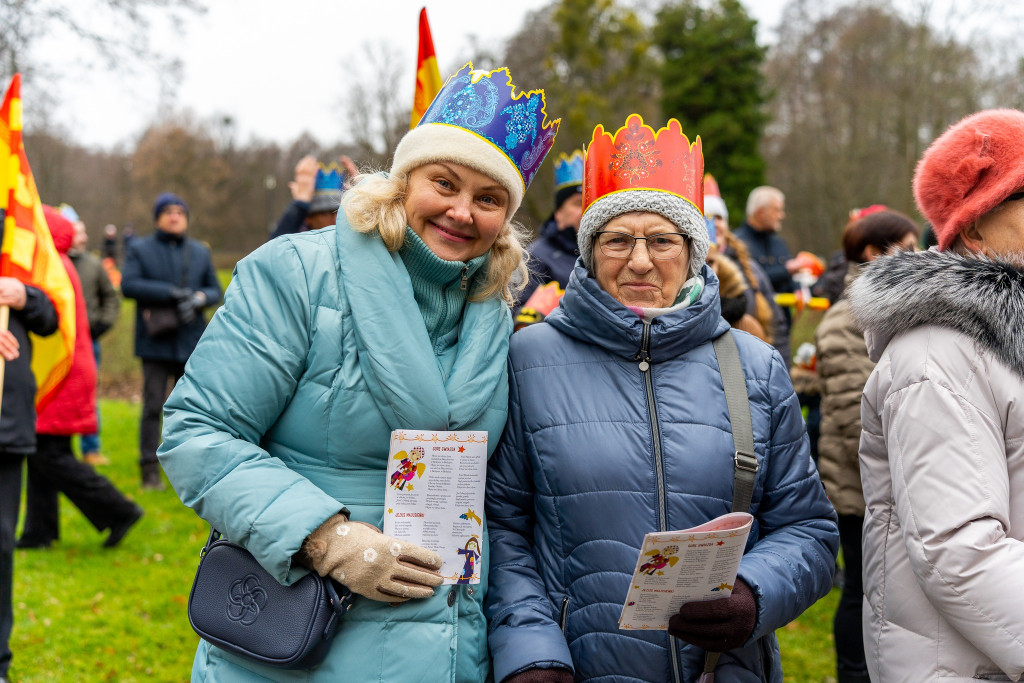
914,108,1024,254
846,109,1024,681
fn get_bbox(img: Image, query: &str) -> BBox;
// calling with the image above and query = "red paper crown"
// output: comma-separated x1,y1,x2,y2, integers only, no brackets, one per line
583,114,704,216
704,173,721,198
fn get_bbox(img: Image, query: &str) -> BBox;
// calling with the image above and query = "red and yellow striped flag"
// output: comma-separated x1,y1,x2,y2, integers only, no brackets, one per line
0,74,76,409
410,7,442,128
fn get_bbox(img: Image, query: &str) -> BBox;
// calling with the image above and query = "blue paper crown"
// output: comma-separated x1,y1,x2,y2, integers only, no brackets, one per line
417,63,560,189
553,150,584,190
314,164,345,195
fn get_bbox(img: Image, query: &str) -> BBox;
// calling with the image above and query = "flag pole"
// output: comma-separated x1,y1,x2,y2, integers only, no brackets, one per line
0,304,8,414
0,206,7,419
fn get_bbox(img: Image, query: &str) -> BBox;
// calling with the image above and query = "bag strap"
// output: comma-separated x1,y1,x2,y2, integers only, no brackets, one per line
713,330,758,515
701,330,759,679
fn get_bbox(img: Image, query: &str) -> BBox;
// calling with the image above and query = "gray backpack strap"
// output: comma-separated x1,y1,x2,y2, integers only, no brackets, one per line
700,331,759,681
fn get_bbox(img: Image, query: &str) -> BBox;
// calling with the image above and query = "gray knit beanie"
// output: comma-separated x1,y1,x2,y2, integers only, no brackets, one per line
578,190,710,278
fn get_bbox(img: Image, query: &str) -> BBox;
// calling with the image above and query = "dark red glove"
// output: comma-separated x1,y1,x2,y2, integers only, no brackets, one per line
502,667,574,683
667,577,757,652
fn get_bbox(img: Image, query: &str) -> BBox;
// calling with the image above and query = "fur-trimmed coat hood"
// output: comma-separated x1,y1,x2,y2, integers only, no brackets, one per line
847,249,1024,377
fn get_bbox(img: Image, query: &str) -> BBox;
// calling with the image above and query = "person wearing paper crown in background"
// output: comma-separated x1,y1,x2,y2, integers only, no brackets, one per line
849,110,1024,681
157,63,558,681
513,149,584,330
486,114,837,683
268,154,360,240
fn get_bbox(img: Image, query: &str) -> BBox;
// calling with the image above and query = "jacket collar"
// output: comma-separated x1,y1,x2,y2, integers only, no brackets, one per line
847,249,1024,376
540,218,580,255
545,262,729,361
335,221,511,431
155,229,186,244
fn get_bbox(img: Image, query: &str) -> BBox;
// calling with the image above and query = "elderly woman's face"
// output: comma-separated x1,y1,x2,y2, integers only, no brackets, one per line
593,212,690,309
404,162,509,262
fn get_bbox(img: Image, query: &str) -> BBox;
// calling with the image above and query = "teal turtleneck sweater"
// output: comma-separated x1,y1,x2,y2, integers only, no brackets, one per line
399,227,489,350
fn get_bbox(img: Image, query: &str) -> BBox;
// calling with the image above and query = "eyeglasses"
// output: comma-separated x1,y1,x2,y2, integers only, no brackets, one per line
595,231,687,260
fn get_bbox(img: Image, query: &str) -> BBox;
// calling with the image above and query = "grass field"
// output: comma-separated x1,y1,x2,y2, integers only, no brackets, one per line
9,400,205,682
7,397,843,682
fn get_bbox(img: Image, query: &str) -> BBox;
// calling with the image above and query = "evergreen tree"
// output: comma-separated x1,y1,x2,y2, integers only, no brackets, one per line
654,0,768,221
500,0,659,229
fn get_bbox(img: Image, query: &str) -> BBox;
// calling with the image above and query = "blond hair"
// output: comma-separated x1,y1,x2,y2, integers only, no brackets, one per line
340,172,528,304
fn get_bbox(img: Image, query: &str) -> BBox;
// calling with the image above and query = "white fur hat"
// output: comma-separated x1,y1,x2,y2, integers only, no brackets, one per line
391,124,525,217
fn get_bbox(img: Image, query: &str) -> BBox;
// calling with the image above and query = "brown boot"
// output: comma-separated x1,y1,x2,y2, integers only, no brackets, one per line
82,452,110,466
141,463,166,491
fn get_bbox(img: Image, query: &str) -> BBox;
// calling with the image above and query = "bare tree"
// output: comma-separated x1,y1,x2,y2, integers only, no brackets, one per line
762,0,1007,255
340,41,410,169
498,0,659,232
0,0,203,84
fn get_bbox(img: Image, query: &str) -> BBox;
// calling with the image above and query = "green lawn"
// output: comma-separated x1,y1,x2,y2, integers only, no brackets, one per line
7,400,843,682
10,400,205,682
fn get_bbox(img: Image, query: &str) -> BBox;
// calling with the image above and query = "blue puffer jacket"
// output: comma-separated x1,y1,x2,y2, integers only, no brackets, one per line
159,220,511,682
486,263,838,683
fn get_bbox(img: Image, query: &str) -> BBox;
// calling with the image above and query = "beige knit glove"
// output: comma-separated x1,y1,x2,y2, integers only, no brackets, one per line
302,513,443,603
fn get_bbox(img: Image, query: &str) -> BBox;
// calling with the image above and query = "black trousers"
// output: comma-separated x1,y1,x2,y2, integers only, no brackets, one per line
140,359,186,466
0,452,26,678
20,435,139,543
835,513,867,674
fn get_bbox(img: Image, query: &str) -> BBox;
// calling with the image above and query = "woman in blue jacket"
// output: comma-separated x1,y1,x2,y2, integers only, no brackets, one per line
486,115,838,683
158,64,559,682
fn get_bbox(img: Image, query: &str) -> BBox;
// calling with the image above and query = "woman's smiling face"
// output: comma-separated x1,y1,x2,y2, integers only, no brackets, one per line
404,163,509,262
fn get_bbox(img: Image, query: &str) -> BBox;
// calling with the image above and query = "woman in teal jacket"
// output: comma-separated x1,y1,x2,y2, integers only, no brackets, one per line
158,63,559,682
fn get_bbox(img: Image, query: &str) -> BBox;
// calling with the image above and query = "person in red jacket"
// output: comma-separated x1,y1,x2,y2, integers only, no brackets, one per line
16,206,143,550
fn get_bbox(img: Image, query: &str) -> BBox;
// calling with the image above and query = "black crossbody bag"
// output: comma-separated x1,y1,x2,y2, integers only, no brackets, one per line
187,528,353,669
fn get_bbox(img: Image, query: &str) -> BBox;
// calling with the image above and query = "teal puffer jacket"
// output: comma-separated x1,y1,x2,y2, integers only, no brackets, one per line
159,220,511,682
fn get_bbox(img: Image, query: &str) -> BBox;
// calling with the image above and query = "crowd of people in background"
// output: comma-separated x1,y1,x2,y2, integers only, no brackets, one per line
2,73,1024,682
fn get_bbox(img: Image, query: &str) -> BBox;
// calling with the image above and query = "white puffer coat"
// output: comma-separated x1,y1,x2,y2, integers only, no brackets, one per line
849,250,1024,682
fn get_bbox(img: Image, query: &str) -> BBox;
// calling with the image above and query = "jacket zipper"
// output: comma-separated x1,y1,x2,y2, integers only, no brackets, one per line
558,596,569,633
434,266,470,354
758,637,770,682
635,321,680,683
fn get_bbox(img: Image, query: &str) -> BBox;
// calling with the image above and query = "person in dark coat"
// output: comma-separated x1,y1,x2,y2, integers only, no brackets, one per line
120,192,221,489
17,206,143,550
0,269,58,683
514,150,584,325
100,223,119,262
733,186,798,362
268,155,358,240
486,115,838,683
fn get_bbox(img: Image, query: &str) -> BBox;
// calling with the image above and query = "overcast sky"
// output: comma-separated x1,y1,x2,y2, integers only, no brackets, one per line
24,0,784,150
